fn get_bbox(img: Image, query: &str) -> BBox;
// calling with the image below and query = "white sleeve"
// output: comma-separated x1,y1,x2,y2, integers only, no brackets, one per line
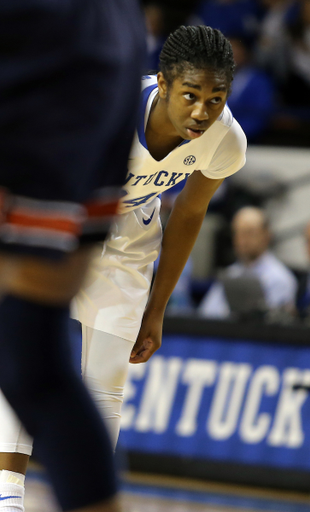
268,271,298,308
201,119,247,180
198,282,231,318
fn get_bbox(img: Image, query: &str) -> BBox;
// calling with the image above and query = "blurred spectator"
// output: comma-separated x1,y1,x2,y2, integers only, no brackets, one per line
195,0,262,41
198,206,298,318
143,1,200,71
282,0,310,106
227,34,275,142
144,3,166,71
255,0,310,105
297,221,310,317
255,0,298,84
254,0,310,145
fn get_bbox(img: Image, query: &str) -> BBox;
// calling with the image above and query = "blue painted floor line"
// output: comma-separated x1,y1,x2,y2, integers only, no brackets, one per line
120,481,310,512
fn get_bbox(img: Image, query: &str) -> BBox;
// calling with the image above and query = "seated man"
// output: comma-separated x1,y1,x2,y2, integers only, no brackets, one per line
199,206,297,318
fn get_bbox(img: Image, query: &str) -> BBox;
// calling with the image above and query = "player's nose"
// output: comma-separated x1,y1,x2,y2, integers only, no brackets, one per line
191,103,209,121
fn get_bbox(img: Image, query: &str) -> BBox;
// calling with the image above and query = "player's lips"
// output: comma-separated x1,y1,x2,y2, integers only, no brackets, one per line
186,126,206,139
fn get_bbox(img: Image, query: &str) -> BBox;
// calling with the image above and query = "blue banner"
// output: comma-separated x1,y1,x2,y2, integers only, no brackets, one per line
119,334,310,470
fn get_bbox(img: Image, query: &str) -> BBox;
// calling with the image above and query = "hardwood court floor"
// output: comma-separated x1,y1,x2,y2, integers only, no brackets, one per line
121,473,310,512
25,464,310,512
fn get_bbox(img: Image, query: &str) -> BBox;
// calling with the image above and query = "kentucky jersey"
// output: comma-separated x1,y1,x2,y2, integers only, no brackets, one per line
118,75,247,214
72,76,247,341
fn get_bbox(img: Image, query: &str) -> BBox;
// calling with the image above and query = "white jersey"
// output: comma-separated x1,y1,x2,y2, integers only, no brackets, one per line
118,75,247,214
72,76,247,341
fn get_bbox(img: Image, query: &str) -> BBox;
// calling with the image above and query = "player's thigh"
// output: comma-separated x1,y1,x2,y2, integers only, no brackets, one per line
82,326,134,392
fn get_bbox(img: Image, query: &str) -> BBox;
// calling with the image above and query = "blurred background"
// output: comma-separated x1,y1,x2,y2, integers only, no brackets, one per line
141,0,310,320
26,2,310,511
118,1,310,509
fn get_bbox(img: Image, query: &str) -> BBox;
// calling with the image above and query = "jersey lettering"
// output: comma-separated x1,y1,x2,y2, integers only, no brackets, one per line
166,172,184,187
133,175,147,185
125,172,135,184
144,173,157,185
154,171,169,186
124,171,192,191
123,192,157,208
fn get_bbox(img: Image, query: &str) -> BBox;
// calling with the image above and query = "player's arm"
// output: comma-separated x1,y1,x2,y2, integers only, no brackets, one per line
130,171,223,363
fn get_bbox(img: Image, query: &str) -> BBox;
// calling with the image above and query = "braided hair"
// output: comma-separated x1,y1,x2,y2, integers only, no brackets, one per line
159,26,235,90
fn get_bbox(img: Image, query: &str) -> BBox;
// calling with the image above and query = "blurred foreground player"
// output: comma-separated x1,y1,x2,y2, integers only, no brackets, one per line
0,1,144,512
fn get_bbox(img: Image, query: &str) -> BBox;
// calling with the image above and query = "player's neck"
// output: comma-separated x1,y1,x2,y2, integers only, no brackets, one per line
145,94,183,161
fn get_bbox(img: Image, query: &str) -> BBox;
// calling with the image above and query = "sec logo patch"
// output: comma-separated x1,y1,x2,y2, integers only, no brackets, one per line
183,155,196,165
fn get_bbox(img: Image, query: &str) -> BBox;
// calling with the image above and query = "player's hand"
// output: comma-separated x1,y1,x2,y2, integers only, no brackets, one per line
129,309,163,364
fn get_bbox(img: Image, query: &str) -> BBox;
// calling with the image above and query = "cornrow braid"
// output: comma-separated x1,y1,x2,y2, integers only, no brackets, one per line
159,25,235,90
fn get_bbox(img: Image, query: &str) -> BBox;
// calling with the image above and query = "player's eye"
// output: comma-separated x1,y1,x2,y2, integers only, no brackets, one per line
210,96,222,105
183,93,196,101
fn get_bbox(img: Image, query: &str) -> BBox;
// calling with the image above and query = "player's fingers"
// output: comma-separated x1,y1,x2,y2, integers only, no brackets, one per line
129,340,143,360
130,338,154,363
130,336,150,357
130,347,153,364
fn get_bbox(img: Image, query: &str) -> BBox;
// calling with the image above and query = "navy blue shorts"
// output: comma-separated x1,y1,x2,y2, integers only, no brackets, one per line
0,0,145,258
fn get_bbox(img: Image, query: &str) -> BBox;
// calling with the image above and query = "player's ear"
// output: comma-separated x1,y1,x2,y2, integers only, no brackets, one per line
157,72,168,99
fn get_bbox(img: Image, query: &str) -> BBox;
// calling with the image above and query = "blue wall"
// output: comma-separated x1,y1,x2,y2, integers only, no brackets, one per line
119,333,310,472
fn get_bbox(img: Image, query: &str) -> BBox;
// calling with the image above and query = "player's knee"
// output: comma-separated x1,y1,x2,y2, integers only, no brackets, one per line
84,371,125,404
90,382,124,403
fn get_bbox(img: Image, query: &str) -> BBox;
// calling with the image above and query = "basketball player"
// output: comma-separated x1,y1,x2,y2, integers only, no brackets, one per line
0,25,247,510
0,1,144,512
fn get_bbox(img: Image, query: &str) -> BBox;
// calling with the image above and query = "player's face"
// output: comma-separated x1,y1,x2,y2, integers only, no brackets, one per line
304,224,310,261
158,67,229,140
233,223,269,263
